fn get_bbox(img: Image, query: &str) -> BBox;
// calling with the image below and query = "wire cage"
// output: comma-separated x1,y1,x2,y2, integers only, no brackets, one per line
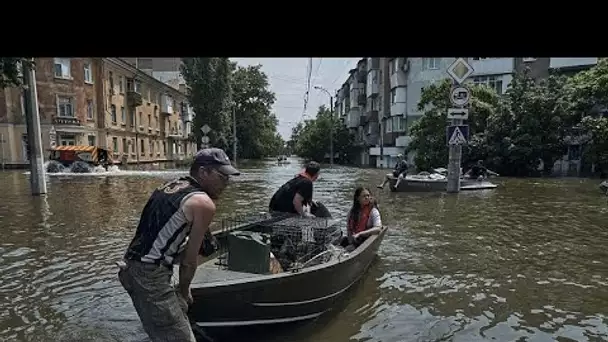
218,212,343,272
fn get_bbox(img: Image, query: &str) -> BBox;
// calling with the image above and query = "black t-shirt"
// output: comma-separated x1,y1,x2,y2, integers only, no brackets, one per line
470,165,487,178
269,175,313,214
395,160,408,174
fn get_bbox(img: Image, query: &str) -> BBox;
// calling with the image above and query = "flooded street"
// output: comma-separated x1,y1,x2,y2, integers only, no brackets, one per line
1,159,607,342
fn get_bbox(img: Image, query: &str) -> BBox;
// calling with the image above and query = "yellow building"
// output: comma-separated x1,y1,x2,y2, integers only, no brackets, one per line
0,57,195,168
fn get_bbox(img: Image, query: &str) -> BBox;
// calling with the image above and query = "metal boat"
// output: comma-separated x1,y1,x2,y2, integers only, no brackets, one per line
387,171,498,192
183,213,387,328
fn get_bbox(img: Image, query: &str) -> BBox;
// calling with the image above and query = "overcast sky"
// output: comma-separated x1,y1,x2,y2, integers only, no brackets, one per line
231,58,361,140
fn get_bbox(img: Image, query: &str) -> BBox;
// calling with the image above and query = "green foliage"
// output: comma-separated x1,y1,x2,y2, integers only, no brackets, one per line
181,58,232,151
406,64,603,177
181,59,283,159
0,58,32,89
231,64,283,158
292,106,357,163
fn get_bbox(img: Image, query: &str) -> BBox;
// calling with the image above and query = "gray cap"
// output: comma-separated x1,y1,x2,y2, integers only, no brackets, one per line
193,148,240,176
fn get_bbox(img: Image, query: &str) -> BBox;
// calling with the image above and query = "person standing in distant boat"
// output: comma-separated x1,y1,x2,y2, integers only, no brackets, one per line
117,148,240,342
269,161,320,217
377,154,408,190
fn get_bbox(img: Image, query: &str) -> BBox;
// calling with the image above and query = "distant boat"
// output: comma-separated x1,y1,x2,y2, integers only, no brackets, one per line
387,170,498,192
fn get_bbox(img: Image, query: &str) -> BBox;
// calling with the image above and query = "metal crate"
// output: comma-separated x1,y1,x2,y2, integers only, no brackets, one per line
219,212,343,272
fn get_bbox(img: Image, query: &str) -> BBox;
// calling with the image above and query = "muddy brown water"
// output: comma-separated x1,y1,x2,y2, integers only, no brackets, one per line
0,160,607,342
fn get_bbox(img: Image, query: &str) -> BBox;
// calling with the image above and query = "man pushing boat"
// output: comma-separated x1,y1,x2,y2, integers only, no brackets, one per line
117,148,239,342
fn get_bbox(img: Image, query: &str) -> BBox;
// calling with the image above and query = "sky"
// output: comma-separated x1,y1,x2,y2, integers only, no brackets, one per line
230,58,361,140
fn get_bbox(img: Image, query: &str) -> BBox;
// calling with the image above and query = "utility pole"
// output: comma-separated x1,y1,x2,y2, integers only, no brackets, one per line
445,58,474,193
232,104,237,166
22,58,47,195
314,86,334,167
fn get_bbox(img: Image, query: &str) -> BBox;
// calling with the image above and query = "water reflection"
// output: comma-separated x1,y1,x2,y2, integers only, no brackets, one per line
1,163,607,341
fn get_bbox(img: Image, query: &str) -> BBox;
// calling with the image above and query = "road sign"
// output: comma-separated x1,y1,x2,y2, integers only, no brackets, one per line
201,135,210,144
201,124,211,135
447,108,469,120
450,86,470,107
447,58,474,84
446,125,469,145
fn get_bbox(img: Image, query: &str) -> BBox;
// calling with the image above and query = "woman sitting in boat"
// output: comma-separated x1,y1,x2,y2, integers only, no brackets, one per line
341,187,382,252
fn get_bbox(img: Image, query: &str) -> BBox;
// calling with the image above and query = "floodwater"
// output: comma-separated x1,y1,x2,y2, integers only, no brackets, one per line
1,159,607,342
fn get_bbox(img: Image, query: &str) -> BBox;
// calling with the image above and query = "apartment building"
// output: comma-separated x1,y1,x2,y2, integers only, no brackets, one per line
0,57,194,167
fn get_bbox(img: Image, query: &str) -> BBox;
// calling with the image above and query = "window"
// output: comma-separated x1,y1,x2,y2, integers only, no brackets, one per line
122,138,128,153
54,58,71,78
20,94,25,116
392,116,405,132
385,117,393,133
111,105,117,123
57,96,74,117
149,140,153,154
378,69,383,84
83,62,93,83
371,70,378,84
523,57,537,62
60,135,76,146
140,139,145,154
473,75,504,95
473,57,491,61
131,139,135,153
121,106,125,123
134,81,141,94
88,135,96,146
148,114,152,127
138,112,142,127
112,137,118,152
118,76,124,93
130,108,135,127
127,78,134,92
391,89,397,104
109,72,114,94
423,58,439,70
163,142,167,154
86,100,94,120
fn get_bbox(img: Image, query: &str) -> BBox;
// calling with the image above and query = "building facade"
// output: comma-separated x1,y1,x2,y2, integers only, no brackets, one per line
0,57,195,168
334,57,600,171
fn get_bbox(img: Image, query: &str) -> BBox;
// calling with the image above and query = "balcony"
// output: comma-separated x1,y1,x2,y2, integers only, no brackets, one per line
347,108,360,128
390,71,407,88
53,117,81,125
160,95,173,115
126,91,143,107
167,128,183,139
395,135,412,147
356,71,367,83
357,94,366,106
470,58,514,76
549,58,598,70
390,102,407,116
359,114,367,126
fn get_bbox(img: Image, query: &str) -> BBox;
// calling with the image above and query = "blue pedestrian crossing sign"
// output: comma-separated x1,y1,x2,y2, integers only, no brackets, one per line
446,125,469,145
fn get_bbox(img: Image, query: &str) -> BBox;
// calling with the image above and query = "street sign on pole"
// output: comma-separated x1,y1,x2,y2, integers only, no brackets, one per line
447,108,469,120
446,125,469,145
450,86,470,107
201,124,211,135
447,58,474,85
201,135,210,144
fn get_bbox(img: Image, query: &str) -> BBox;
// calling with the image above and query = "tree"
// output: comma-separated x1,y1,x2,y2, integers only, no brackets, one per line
231,64,283,159
181,58,232,151
0,58,32,89
406,79,502,171
293,106,356,163
485,69,570,176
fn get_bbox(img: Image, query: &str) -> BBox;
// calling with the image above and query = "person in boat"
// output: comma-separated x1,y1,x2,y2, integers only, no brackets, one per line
269,161,320,217
117,148,240,342
341,187,382,252
377,154,408,190
465,160,499,180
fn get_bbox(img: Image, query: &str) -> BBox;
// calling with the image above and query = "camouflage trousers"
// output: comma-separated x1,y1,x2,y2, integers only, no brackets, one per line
118,259,196,342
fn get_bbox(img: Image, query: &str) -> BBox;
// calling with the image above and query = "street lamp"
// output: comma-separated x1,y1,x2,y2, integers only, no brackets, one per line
313,85,334,167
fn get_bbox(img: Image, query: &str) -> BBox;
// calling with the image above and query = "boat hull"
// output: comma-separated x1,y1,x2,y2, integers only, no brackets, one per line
188,227,387,327
387,174,498,192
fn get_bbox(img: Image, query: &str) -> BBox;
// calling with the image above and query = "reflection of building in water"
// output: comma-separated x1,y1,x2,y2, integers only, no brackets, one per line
0,58,196,168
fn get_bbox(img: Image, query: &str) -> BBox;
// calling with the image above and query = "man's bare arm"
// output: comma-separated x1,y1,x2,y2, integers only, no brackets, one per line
292,193,306,216
179,194,216,296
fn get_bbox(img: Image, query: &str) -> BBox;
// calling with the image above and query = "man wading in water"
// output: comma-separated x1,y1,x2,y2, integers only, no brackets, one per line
117,148,239,342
